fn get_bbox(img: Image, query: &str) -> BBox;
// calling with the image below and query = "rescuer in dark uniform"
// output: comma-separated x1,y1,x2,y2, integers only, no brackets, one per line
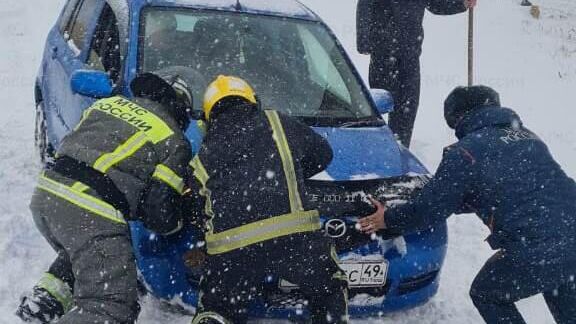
16,68,198,324
357,0,475,147
189,76,349,324
359,86,576,324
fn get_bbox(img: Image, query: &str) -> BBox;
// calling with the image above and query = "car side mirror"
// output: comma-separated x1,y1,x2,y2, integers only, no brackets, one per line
370,89,395,115
70,70,113,98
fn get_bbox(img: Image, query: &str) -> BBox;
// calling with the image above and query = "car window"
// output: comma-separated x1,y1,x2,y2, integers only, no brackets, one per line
87,4,122,83
68,0,99,54
58,0,81,36
299,27,352,106
139,9,376,125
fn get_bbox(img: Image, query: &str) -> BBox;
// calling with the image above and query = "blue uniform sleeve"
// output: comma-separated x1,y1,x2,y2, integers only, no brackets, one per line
384,146,475,234
426,0,467,15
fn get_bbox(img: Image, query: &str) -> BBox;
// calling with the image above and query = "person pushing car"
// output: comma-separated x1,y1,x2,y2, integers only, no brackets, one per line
189,76,349,324
359,85,576,324
16,69,198,324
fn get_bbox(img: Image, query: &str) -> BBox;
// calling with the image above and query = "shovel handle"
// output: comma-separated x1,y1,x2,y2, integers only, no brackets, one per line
468,7,474,86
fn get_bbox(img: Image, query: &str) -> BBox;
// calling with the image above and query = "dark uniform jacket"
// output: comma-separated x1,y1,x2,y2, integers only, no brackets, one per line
357,0,467,57
190,106,333,254
384,107,576,260
46,96,192,234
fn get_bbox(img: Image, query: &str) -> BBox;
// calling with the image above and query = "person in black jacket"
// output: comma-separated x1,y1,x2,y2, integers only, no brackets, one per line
189,76,349,324
359,86,576,324
357,0,475,147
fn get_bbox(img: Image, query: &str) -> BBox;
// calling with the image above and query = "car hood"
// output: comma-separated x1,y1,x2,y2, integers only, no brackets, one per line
310,126,428,181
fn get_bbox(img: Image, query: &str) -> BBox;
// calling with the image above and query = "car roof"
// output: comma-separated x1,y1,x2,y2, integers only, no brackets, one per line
136,0,320,21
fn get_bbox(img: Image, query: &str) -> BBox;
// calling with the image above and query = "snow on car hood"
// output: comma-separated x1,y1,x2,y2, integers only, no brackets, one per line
310,126,427,181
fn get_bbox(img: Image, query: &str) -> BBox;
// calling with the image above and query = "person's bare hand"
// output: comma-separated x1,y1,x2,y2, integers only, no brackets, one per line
465,0,477,8
357,197,387,235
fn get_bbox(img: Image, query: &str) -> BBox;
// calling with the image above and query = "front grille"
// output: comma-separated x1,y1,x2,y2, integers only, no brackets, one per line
304,175,430,218
262,279,391,313
348,280,391,299
396,270,439,295
304,176,429,253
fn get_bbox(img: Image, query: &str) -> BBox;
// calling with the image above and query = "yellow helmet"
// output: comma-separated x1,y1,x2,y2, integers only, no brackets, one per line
203,75,258,120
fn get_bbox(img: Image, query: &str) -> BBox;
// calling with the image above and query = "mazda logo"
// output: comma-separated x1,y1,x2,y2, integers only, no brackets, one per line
325,219,347,238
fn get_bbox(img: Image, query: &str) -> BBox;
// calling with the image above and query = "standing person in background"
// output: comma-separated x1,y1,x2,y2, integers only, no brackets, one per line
357,0,476,147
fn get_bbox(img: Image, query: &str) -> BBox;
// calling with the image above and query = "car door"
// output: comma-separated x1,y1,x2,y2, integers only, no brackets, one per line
44,0,104,143
41,0,81,142
61,2,123,129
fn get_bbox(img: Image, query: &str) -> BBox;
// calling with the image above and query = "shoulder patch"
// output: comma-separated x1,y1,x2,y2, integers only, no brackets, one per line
443,145,476,164
458,147,477,164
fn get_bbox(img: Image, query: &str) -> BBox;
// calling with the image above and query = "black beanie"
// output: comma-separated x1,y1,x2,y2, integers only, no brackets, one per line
444,85,501,129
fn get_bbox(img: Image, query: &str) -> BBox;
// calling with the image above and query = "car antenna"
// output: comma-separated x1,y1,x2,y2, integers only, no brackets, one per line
235,0,242,11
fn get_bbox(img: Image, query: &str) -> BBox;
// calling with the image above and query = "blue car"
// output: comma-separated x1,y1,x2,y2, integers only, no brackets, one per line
35,0,448,320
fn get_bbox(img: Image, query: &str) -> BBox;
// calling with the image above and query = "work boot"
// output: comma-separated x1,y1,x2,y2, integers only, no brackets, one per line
15,286,65,323
191,312,230,324
521,0,532,6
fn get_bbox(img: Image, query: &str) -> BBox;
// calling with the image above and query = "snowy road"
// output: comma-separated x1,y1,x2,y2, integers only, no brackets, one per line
0,0,574,323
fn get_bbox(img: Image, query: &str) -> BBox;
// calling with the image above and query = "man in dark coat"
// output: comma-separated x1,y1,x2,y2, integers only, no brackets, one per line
189,76,349,324
359,85,576,323
357,0,475,147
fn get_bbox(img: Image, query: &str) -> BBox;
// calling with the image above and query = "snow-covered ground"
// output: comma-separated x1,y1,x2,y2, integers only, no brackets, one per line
0,0,574,323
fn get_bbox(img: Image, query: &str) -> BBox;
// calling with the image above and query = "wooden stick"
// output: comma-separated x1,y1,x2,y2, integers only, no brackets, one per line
468,7,474,86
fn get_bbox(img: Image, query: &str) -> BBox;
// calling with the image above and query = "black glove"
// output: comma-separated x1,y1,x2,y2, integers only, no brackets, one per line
138,179,184,235
354,195,378,218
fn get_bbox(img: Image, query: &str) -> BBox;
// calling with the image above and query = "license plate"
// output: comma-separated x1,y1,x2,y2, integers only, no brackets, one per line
279,261,388,289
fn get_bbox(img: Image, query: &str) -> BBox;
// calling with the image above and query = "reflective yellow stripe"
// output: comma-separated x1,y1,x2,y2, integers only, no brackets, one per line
152,164,185,194
89,96,174,143
37,175,126,224
197,120,207,135
205,210,320,255
74,108,95,131
264,110,304,212
37,272,74,312
192,312,230,324
331,245,348,282
190,156,209,186
343,286,350,320
329,245,349,318
71,182,89,193
93,132,148,173
190,156,215,232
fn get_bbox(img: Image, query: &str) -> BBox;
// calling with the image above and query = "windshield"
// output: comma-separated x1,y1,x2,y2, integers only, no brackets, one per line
139,8,377,125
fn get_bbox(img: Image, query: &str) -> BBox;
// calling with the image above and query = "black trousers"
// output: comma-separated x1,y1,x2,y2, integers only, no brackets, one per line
470,250,576,324
193,233,349,324
369,53,421,148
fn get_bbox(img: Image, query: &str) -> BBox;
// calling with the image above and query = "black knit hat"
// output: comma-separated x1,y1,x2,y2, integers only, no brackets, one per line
444,85,501,129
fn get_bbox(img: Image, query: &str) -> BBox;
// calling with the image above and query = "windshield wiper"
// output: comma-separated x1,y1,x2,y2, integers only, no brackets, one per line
339,119,387,128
